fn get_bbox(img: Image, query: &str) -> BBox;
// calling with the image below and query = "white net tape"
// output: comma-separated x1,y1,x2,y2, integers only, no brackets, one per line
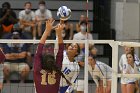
1,39,140,93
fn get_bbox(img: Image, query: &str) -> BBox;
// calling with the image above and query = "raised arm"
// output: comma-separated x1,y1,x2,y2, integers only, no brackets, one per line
55,23,64,67
39,20,54,44
34,20,54,71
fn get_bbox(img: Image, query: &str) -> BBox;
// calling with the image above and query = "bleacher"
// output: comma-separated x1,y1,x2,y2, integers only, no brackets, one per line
0,0,93,32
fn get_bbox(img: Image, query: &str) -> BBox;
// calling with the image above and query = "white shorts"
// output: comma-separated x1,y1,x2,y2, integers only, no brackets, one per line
4,62,29,74
120,77,127,84
75,80,84,91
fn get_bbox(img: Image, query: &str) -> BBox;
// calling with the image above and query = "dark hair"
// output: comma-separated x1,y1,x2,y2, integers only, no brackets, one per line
130,47,135,55
24,2,32,6
39,0,46,5
2,2,11,9
41,53,71,85
89,45,97,59
126,52,135,61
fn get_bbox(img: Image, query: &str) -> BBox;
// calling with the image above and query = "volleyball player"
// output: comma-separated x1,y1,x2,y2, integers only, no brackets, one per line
0,48,5,92
88,55,112,93
119,46,140,93
124,52,139,93
34,19,65,93
59,43,80,93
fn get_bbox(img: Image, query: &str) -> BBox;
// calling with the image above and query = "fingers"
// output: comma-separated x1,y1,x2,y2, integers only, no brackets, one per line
46,19,55,25
55,24,64,30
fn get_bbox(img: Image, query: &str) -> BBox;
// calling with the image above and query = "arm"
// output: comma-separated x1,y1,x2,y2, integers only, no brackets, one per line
69,24,73,40
34,20,54,72
19,19,35,27
5,52,26,60
9,10,18,24
39,20,54,44
55,23,64,67
0,14,8,24
119,55,123,72
76,23,80,32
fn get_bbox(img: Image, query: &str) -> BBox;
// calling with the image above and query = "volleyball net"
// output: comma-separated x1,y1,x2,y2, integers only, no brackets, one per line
0,40,140,93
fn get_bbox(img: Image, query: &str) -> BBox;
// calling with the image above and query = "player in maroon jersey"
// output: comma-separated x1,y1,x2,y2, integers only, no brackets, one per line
34,19,65,93
0,48,5,92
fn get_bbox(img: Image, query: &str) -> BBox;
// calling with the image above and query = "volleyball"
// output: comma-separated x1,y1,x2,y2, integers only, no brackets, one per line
57,6,71,21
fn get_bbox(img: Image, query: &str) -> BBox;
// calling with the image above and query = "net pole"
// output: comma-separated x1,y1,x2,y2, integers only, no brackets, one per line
84,0,89,93
110,42,118,93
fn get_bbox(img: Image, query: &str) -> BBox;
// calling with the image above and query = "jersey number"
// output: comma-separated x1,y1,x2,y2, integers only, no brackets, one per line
40,70,56,85
63,67,71,75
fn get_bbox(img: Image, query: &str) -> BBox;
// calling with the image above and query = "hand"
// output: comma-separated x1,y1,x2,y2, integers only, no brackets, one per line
45,19,55,33
55,24,65,36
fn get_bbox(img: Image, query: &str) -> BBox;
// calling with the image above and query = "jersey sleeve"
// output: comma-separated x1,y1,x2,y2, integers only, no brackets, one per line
34,43,44,72
56,43,64,68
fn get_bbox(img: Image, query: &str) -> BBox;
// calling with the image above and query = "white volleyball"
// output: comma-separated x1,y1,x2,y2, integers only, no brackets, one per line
57,6,71,21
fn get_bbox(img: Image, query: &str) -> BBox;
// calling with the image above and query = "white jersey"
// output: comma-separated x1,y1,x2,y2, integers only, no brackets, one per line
119,54,140,84
88,61,112,87
60,51,80,92
35,9,52,21
123,63,138,83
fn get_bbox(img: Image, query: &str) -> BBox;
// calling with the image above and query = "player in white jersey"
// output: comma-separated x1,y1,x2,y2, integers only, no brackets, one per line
119,47,140,93
59,43,80,93
88,56,112,93
124,52,139,93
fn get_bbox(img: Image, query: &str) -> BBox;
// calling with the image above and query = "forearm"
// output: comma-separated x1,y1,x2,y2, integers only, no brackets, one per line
12,52,27,59
5,54,17,60
39,29,50,44
0,15,7,24
20,20,35,26
69,24,73,40
57,35,63,44
5,52,26,60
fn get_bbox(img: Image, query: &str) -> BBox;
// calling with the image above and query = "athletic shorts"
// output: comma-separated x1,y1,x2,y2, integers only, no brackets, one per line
4,62,29,74
128,82,135,84
59,86,69,93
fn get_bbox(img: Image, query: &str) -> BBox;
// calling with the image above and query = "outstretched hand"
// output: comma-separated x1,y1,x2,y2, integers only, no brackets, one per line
45,19,55,34
55,24,65,36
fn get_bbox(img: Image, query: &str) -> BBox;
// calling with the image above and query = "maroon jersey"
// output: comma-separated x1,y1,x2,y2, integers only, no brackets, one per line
34,43,64,93
0,49,5,63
